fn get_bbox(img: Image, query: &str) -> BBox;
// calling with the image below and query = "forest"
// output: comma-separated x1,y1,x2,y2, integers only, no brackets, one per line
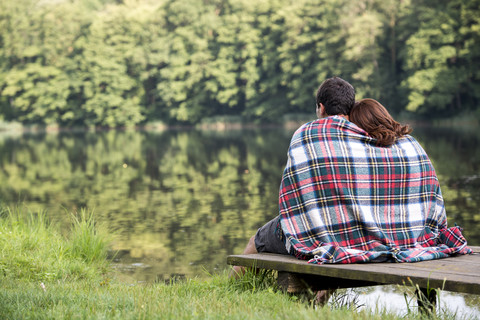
0,0,479,127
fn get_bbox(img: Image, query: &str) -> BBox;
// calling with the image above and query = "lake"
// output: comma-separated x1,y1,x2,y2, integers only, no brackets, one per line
0,123,479,316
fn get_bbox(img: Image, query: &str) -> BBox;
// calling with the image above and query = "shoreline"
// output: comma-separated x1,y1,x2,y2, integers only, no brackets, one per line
0,116,478,135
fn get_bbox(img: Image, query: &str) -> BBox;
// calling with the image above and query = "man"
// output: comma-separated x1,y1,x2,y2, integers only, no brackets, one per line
231,76,471,277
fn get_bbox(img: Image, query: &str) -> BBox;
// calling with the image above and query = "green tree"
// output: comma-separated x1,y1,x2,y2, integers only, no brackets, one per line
208,0,261,119
1,0,480,125
246,0,347,120
71,2,157,127
155,0,219,123
2,64,71,124
0,0,106,125
241,0,289,120
339,1,387,100
402,0,480,117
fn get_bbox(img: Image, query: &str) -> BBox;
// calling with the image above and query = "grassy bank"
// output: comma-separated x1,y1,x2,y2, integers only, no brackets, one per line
0,206,454,319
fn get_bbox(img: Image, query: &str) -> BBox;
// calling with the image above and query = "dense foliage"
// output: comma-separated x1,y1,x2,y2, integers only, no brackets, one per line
0,0,479,127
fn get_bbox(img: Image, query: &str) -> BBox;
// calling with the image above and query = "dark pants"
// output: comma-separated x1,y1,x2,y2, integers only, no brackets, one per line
254,216,289,255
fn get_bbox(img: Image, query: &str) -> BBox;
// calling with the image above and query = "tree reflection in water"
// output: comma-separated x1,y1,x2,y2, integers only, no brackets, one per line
0,125,478,283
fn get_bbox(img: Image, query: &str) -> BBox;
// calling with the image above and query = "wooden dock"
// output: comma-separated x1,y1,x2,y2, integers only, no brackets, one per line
227,246,480,295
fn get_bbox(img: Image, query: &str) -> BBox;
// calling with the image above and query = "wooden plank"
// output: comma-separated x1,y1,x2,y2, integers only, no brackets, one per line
227,247,480,295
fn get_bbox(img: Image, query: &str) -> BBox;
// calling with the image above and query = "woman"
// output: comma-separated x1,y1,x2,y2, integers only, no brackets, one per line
349,98,412,146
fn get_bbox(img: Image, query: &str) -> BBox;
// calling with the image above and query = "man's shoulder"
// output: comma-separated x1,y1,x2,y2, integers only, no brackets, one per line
294,116,345,133
293,116,365,140
292,119,326,142
290,117,365,151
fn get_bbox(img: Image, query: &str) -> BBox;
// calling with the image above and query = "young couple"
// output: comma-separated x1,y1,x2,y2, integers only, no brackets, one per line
232,76,471,278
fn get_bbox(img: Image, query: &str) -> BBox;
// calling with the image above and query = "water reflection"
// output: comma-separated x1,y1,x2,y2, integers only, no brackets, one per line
413,125,480,245
0,128,295,280
0,125,479,314
348,285,480,318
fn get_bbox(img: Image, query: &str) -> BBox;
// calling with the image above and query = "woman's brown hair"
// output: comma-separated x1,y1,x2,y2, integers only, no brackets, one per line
350,99,412,147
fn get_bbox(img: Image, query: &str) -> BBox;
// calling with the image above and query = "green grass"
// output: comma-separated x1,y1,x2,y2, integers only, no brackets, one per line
2,273,406,320
0,206,469,319
0,207,110,283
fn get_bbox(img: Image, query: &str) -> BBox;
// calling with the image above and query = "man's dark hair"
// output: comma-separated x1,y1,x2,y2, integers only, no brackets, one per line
316,77,355,115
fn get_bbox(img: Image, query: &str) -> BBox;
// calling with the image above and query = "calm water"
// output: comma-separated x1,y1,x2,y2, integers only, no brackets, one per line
0,124,479,316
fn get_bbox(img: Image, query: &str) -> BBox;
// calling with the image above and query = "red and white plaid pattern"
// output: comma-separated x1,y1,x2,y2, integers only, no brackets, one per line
278,116,471,263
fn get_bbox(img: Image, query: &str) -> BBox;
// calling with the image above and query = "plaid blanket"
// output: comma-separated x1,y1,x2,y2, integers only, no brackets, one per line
278,116,472,264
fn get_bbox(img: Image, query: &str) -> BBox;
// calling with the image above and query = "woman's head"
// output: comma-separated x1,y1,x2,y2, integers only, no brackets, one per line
350,98,412,146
